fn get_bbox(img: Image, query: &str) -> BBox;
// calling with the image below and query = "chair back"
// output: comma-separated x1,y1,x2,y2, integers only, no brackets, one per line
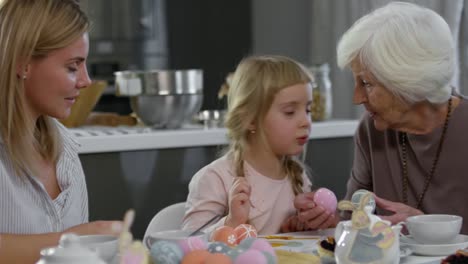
143,202,186,242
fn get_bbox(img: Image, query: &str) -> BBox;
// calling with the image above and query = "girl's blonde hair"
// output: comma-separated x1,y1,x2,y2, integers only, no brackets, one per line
225,55,314,195
0,0,89,176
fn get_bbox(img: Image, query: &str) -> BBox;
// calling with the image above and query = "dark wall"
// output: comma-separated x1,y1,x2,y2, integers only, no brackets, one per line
165,0,252,110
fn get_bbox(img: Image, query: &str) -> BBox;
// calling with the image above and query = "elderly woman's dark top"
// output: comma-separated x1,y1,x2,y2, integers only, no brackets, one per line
345,95,468,234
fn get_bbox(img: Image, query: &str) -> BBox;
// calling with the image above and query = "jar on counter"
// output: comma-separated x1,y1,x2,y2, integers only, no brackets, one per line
309,63,333,121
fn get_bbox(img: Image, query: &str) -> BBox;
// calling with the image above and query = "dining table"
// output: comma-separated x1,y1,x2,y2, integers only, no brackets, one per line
268,228,455,264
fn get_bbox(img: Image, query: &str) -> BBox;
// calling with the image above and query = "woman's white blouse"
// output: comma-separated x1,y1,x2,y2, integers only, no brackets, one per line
0,121,88,234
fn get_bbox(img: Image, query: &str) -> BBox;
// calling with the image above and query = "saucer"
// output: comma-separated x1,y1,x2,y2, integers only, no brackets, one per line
400,234,468,256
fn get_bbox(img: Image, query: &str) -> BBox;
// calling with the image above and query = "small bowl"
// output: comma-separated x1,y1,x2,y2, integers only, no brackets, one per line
78,234,118,262
144,229,206,248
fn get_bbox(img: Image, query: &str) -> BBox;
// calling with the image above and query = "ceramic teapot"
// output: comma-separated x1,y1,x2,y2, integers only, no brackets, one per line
36,233,106,264
334,191,401,264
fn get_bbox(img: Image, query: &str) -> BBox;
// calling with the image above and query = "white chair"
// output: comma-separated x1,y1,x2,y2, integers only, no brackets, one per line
143,202,186,244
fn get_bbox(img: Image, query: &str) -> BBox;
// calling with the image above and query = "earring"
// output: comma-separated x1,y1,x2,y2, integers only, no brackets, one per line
22,75,27,80
250,129,256,134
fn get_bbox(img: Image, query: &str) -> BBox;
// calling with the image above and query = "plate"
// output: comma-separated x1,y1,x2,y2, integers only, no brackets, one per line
400,247,412,258
400,234,468,256
310,247,412,263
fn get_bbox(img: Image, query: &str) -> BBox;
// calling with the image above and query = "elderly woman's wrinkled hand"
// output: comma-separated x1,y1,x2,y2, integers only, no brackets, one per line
294,192,337,230
374,195,423,224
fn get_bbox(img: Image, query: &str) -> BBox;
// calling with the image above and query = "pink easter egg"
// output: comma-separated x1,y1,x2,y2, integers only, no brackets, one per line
249,238,275,257
313,187,337,213
178,236,208,255
234,249,268,264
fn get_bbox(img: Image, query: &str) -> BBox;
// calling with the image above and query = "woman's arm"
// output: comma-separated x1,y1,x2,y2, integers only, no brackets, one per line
0,220,123,264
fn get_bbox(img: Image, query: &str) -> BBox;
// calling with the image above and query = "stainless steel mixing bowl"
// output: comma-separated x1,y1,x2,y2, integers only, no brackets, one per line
114,69,203,128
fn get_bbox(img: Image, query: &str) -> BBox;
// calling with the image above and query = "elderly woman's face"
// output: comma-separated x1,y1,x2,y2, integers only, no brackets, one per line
351,60,410,131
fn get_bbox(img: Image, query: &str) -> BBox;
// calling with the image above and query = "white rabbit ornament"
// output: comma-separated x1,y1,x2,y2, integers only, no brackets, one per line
334,192,401,264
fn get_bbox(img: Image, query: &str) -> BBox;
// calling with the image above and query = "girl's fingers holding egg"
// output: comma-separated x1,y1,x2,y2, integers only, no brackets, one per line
305,208,330,229
297,206,323,222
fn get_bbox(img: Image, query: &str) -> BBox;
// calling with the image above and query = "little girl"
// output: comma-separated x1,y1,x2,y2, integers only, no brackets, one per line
182,55,329,234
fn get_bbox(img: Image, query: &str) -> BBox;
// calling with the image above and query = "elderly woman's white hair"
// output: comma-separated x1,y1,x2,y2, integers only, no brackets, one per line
337,1,455,104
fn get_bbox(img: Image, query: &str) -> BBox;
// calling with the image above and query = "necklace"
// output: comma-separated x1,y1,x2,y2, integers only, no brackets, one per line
400,97,452,210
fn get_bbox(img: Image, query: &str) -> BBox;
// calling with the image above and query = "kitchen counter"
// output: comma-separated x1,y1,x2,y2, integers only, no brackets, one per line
71,119,359,154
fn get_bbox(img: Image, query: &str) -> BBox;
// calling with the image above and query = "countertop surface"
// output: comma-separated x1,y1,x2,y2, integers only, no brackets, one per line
71,119,359,154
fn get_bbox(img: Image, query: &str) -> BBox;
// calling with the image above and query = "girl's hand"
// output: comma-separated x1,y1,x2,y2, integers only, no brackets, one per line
64,221,124,236
294,192,337,230
374,195,423,224
225,177,251,227
280,215,306,233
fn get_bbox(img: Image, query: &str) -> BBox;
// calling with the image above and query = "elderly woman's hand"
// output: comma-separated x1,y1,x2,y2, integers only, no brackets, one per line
294,192,338,230
374,195,423,224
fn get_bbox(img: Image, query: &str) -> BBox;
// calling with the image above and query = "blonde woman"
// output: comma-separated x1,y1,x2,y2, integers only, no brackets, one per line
0,0,122,262
182,55,332,234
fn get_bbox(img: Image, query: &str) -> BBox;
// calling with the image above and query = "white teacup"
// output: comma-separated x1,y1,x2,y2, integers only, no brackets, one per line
144,229,206,248
78,234,119,262
402,214,462,244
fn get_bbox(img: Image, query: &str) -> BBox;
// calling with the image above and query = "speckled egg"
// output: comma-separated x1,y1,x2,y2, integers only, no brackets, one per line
234,249,268,264
226,247,246,260
313,187,338,213
211,226,238,246
249,238,275,257
178,236,208,254
150,240,184,264
181,249,210,264
205,253,233,264
207,241,231,254
233,224,257,244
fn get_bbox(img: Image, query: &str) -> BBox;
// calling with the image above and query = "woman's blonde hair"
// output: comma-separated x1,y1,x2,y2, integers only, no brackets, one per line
225,55,314,195
0,0,89,176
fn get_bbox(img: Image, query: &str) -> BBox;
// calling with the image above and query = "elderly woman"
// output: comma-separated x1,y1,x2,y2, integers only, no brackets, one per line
335,2,468,234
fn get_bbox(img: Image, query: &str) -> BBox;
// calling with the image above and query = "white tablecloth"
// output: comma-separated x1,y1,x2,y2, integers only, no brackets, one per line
277,229,444,264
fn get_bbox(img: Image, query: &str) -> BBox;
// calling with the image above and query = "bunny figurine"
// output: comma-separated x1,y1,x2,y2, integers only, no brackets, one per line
334,191,401,264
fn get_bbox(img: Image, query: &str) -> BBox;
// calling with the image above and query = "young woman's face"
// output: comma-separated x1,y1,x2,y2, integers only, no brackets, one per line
262,83,312,156
24,33,91,120
351,60,410,131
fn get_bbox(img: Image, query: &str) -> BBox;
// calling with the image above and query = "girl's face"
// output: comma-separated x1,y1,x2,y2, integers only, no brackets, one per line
351,60,410,131
23,33,92,120
261,82,312,156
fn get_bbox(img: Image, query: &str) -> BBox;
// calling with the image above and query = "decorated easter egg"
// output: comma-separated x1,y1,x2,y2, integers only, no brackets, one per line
150,240,183,264
178,236,208,254
181,249,210,264
249,238,275,256
233,224,257,244
205,253,233,264
207,241,231,254
226,247,246,260
234,249,268,264
313,187,338,213
351,189,376,211
237,237,257,250
212,226,238,246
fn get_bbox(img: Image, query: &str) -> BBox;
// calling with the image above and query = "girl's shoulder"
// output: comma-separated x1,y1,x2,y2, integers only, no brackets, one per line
191,155,236,182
